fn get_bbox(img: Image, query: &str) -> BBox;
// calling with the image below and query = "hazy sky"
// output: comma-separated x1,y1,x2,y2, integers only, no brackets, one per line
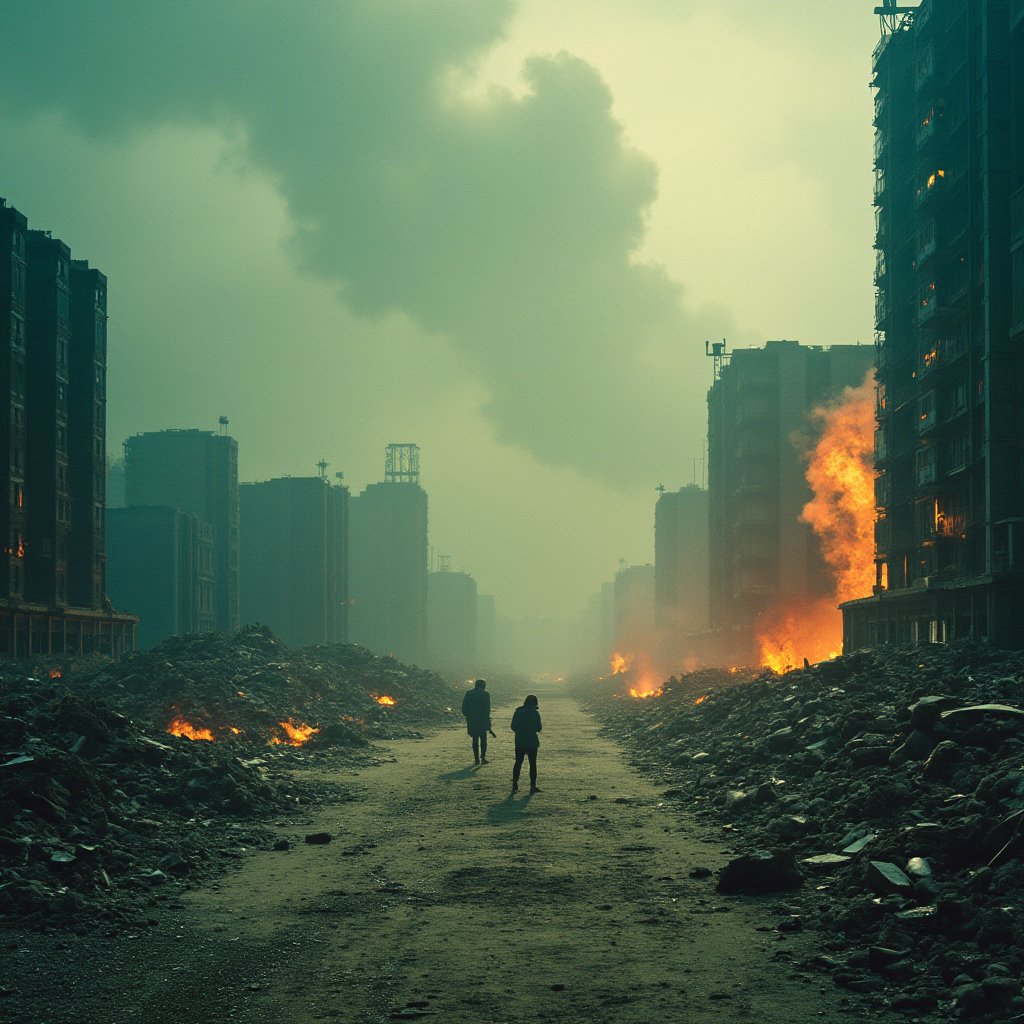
0,1,878,623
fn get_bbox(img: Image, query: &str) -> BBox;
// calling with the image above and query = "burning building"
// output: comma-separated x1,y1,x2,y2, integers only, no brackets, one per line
707,339,875,664
122,428,240,634
0,198,135,656
349,443,428,664
238,473,349,648
843,0,1024,649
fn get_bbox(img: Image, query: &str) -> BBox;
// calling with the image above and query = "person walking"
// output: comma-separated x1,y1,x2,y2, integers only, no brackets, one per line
510,694,542,793
461,678,493,765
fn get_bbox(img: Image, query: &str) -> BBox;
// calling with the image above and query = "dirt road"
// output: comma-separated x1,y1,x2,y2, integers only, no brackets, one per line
7,692,869,1023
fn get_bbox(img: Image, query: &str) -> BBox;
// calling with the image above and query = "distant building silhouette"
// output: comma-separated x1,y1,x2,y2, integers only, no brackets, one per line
655,485,709,636
107,506,215,649
613,563,655,652
123,429,239,634
349,444,428,663
0,197,134,655
239,475,349,648
427,561,477,670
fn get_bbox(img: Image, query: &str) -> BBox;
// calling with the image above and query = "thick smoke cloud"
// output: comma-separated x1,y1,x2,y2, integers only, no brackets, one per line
2,1,718,484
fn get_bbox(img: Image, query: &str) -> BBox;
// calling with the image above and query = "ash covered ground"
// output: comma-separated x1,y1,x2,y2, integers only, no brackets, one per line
580,642,1024,1022
0,626,458,932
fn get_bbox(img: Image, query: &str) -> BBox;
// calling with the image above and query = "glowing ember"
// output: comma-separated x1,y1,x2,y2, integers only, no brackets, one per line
229,727,242,735
694,694,708,705
757,376,875,672
49,668,62,679
271,720,319,746
373,694,397,706
609,652,631,676
167,716,215,742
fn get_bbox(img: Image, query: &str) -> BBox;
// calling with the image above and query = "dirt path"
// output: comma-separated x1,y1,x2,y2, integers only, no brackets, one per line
8,691,870,1023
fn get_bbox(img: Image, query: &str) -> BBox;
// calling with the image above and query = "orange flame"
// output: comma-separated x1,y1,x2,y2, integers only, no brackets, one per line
629,685,663,699
271,720,319,746
373,694,397,706
167,716,215,742
609,652,631,676
757,377,875,672
694,694,708,705
49,668,62,679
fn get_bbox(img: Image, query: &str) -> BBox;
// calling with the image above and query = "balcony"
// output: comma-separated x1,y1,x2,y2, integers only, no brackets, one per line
874,167,888,206
916,109,941,149
875,291,889,328
874,251,887,286
917,462,938,487
914,168,946,209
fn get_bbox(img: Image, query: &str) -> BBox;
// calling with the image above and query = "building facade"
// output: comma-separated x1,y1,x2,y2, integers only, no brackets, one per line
0,199,133,656
613,563,655,652
107,506,215,649
124,429,239,634
654,485,709,636
843,0,1024,648
239,475,349,648
348,444,428,663
707,340,874,636
427,564,478,670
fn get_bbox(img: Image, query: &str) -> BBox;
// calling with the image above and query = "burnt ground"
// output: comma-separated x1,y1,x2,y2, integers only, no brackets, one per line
0,689,874,1024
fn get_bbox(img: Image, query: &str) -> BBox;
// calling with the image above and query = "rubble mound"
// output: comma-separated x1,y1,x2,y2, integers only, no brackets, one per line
581,642,1024,1021
1,627,457,930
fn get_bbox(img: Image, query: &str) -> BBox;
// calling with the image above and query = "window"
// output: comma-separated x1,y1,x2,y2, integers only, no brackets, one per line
10,314,24,349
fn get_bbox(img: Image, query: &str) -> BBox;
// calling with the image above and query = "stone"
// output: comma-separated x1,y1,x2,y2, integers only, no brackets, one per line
909,696,959,732
905,856,932,879
889,730,934,765
923,740,962,779
304,832,333,845
841,835,877,855
716,850,803,894
867,861,914,897
801,853,852,872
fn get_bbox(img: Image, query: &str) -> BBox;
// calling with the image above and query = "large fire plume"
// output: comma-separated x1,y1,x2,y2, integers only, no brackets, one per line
758,376,876,673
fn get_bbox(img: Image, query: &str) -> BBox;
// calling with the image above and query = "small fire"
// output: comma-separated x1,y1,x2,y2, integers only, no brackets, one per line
610,652,631,676
271,719,320,746
757,376,875,672
373,694,397,706
167,716,215,742
629,685,663,700
694,694,708,705
229,726,242,735
49,668,62,679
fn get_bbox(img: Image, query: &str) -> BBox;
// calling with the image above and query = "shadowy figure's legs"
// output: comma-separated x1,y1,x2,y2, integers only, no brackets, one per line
512,746,526,790
526,749,539,791
472,735,481,763
479,732,488,762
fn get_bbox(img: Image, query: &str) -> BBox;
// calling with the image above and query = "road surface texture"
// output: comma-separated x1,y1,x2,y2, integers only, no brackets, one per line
5,690,874,1023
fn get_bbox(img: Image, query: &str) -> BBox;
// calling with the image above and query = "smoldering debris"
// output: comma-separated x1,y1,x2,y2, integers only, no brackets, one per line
0,626,456,931
583,642,1024,1021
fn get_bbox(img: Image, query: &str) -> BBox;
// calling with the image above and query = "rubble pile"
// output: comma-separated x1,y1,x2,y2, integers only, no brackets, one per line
582,642,1024,1021
1,627,457,930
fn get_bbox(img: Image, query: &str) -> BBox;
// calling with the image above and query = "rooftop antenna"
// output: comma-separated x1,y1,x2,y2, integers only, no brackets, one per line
317,459,328,479
385,442,420,484
655,483,666,494
875,0,916,37
438,554,453,573
705,338,729,382
218,415,229,436
334,471,345,483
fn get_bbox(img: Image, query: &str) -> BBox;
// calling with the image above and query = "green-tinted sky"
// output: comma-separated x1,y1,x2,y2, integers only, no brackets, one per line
0,1,879,625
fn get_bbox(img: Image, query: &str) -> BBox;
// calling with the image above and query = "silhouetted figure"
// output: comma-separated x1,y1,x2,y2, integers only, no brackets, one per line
511,694,542,793
461,678,492,764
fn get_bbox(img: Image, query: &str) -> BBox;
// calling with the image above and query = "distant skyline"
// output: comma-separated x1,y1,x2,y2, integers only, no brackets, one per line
0,2,879,627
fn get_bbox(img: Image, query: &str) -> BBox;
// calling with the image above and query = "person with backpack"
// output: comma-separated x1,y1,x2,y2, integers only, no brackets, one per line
510,694,542,793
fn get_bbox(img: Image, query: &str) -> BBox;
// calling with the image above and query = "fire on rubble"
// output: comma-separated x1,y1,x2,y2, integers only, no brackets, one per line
373,693,397,706
167,715,215,742
608,651,664,700
757,376,875,674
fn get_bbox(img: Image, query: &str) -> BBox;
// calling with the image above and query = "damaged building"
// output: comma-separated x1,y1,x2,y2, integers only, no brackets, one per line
0,198,135,656
707,339,874,661
843,0,1024,649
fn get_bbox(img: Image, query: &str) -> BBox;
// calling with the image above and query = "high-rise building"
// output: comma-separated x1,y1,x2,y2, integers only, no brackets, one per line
0,198,133,656
843,0,1024,648
477,593,496,666
107,506,215,649
349,444,428,663
124,429,239,633
655,485,709,637
427,562,477,670
0,201,28,606
707,340,874,639
239,475,349,648
613,563,655,651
